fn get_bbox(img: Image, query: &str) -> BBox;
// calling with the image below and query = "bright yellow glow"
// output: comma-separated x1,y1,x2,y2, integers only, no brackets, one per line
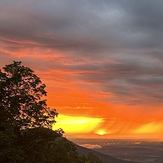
53,114,104,133
134,122,163,134
97,130,106,136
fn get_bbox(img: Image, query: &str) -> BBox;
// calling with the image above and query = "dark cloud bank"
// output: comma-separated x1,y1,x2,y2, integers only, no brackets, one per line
1,0,163,105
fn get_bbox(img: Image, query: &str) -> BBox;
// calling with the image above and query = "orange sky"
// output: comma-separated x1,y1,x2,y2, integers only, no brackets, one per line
1,46,163,140
0,48,163,140
0,0,163,140
36,69,163,140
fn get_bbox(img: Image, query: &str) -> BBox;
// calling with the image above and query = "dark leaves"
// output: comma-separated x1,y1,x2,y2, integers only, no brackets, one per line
0,61,57,130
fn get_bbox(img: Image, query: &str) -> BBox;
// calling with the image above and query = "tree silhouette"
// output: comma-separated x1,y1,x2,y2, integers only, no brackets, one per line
0,61,57,132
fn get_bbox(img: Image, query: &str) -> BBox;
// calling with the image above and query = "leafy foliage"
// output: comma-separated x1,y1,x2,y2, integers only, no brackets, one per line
20,127,79,163
0,61,57,130
19,127,102,163
0,127,24,163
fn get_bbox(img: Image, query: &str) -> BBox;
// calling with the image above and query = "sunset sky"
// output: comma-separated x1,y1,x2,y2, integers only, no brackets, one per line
1,0,163,139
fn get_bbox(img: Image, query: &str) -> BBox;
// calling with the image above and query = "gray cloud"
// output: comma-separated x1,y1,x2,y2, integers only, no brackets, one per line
1,0,163,52
1,0,163,105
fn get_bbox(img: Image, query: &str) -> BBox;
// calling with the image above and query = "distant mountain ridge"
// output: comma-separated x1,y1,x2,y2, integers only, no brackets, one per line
75,144,138,163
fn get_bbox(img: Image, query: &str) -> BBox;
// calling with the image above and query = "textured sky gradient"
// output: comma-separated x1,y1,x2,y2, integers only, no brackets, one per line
1,0,163,139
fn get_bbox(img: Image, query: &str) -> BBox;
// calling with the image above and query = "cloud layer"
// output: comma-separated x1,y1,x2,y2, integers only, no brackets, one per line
1,0,163,106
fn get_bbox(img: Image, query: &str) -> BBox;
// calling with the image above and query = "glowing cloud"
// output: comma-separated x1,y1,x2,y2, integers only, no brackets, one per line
53,114,104,134
134,121,163,134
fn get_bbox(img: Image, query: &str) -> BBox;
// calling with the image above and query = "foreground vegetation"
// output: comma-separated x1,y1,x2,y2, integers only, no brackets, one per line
0,126,103,163
0,61,102,163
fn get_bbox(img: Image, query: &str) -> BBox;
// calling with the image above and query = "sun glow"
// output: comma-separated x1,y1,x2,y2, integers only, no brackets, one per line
53,114,104,134
97,130,106,136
